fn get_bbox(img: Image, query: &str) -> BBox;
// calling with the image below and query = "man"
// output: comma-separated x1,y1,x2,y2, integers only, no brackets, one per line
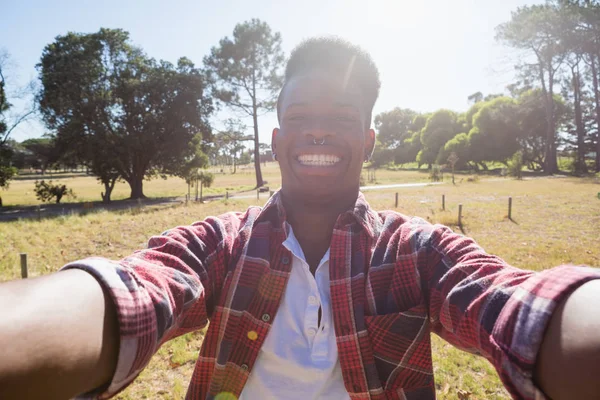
1,37,600,400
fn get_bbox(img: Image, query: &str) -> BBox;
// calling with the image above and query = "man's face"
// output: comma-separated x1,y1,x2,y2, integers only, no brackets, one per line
273,71,375,201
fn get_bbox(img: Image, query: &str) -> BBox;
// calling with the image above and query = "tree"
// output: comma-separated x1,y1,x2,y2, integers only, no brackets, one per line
468,97,521,165
557,0,600,171
192,170,214,201
436,133,470,170
175,134,210,200
215,119,253,174
516,89,569,171
497,4,568,173
418,110,463,168
21,137,60,174
0,49,37,195
374,108,419,149
204,19,285,188
468,92,484,104
37,29,213,200
395,114,429,166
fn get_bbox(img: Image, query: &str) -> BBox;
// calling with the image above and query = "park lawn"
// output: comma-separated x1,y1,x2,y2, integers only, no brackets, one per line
0,173,599,399
0,162,443,207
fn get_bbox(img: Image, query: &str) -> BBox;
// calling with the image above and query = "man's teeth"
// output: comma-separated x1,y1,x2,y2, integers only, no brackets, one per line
297,154,341,166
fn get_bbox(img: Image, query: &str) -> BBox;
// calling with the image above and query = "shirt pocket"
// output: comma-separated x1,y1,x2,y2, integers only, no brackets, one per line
364,304,433,391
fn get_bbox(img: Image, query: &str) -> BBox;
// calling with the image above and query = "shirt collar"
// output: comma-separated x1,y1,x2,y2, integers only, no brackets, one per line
256,190,381,239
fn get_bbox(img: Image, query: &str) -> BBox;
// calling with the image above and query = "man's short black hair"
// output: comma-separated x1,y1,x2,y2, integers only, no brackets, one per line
277,37,381,128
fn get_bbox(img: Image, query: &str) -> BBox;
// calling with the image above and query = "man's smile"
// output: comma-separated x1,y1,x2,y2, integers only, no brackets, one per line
297,153,342,167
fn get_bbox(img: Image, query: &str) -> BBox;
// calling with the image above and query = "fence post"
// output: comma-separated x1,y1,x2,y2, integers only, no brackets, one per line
257,189,259,200
226,191,229,200
395,192,398,208
458,204,463,227
442,194,446,211
20,253,28,279
508,197,512,220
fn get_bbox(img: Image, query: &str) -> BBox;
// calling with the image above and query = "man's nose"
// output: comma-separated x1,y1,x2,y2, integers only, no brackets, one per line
303,118,336,144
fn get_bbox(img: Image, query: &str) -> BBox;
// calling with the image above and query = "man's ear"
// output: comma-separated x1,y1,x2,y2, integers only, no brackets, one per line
365,129,375,160
271,128,279,155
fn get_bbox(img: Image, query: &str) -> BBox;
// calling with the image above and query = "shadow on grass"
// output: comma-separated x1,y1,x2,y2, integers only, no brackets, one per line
0,196,184,223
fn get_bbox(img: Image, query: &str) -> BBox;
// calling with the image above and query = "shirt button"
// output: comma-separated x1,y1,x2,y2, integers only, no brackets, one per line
281,256,290,265
261,313,271,322
308,328,317,336
240,363,249,371
308,296,318,305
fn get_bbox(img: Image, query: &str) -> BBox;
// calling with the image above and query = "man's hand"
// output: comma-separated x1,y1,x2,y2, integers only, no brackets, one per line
535,280,600,399
0,269,119,399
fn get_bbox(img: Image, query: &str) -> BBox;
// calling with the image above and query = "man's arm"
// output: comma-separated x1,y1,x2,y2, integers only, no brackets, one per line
534,280,600,399
0,269,118,400
406,217,600,399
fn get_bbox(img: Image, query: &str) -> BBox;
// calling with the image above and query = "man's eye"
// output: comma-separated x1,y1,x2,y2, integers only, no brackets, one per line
288,115,306,121
334,115,357,122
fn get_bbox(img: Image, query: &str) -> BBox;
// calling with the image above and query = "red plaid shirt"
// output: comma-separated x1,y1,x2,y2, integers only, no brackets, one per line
65,192,600,400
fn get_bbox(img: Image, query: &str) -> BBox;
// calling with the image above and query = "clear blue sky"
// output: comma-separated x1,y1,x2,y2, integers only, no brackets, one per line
1,0,534,144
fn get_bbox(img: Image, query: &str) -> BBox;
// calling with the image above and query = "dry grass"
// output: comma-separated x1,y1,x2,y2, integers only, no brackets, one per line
1,170,599,399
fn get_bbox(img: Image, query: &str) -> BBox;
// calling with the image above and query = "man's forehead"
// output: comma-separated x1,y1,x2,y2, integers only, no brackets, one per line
280,73,363,110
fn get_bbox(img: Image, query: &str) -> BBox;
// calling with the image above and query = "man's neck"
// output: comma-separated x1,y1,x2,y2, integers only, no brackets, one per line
281,190,358,273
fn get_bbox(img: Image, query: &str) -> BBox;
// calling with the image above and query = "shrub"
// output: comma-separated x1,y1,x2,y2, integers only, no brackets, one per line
34,180,76,204
507,151,524,180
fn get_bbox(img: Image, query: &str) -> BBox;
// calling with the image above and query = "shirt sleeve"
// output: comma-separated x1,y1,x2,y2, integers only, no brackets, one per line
61,215,237,399
410,218,600,400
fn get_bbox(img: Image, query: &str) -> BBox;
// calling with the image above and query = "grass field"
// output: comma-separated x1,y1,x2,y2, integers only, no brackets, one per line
1,167,599,399
0,162,444,207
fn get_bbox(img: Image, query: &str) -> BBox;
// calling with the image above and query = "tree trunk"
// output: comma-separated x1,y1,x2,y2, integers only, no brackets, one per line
101,178,117,204
200,181,203,202
592,55,600,172
541,63,558,174
572,64,588,174
251,64,264,188
128,176,145,199
195,179,199,201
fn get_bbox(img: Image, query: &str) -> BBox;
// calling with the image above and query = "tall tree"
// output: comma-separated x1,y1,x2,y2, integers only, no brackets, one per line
215,119,253,174
38,29,213,200
204,19,285,188
497,4,567,173
0,50,37,193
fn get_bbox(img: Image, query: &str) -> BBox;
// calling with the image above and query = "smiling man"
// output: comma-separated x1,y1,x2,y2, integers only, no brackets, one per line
1,37,600,400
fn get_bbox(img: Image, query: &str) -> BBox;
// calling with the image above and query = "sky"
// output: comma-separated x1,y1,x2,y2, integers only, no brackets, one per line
0,0,534,145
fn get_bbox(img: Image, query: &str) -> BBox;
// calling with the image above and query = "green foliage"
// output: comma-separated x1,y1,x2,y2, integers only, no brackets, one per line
21,137,61,172
374,108,419,149
419,110,462,167
34,180,76,204
436,133,470,168
0,165,16,188
37,28,213,200
204,19,285,187
468,97,520,164
191,170,215,201
507,151,524,180
370,139,394,168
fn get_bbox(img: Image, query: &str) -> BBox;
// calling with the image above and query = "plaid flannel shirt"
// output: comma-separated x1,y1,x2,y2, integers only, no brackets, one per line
64,191,600,400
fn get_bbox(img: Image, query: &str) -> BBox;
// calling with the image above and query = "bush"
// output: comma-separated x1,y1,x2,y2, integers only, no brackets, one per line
34,180,76,204
429,164,443,182
507,151,524,180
